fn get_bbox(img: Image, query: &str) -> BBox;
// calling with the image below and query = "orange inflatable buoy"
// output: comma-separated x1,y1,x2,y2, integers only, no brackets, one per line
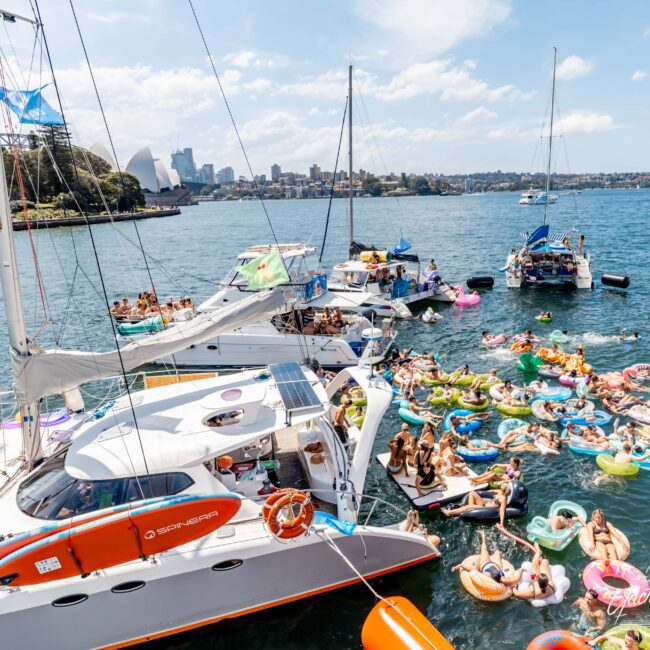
362,596,455,650
527,630,589,650
263,489,314,540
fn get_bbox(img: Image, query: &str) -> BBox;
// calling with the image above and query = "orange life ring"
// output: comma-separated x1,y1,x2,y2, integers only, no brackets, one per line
263,489,314,539
366,263,379,270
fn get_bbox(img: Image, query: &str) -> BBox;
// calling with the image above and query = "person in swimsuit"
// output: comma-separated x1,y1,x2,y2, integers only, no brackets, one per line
407,395,442,423
461,388,488,407
614,443,650,464
573,589,606,637
386,437,408,476
549,509,585,531
589,629,643,649
415,444,447,496
451,530,522,586
513,542,556,601
333,398,352,443
586,509,623,561
394,423,415,462
419,421,436,448
469,457,522,486
439,440,469,477
401,509,441,547
442,483,512,526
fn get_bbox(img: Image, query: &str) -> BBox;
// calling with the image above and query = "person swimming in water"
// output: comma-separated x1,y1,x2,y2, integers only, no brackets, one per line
573,588,606,638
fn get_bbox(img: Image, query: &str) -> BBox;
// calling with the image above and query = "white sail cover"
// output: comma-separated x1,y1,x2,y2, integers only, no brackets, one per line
12,290,285,404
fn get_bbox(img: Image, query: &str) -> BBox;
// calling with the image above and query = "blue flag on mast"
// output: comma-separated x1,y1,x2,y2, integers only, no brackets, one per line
0,85,64,125
393,237,412,255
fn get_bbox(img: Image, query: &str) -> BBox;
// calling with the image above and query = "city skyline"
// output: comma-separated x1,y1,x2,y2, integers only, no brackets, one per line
18,1,648,175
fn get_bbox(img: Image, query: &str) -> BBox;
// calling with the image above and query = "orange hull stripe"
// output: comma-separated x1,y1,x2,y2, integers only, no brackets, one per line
102,551,439,649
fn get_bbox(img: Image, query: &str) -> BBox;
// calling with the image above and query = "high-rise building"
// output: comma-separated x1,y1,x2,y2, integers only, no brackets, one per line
309,164,321,181
200,163,215,184
217,166,235,184
271,163,281,182
465,177,475,192
170,148,197,182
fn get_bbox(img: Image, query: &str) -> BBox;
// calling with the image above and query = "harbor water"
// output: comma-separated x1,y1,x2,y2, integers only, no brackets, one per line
1,190,648,649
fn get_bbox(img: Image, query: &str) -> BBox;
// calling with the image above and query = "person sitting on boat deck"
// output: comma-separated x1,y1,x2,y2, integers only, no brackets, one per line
613,443,650,465
585,509,625,561
406,395,442,423
417,418,435,443
300,306,317,334
589,629,644,649
333,397,352,444
573,589,606,638
461,388,488,407
369,251,381,265
386,437,409,477
394,423,415,456
439,440,469,477
401,509,441,548
332,306,345,328
444,485,514,526
132,299,150,320
469,457,522,486
452,530,522,586
513,542,557,601
110,301,123,319
319,307,340,335
415,440,447,496
424,259,441,287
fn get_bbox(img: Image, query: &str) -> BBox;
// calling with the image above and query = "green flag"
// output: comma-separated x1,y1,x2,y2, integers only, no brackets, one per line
240,250,290,290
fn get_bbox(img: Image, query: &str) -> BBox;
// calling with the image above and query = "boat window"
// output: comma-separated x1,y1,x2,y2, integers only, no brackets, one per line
17,452,194,521
204,410,244,428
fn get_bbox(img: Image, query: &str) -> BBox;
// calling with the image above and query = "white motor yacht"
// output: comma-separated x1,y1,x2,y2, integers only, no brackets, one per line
518,189,558,205
0,364,439,649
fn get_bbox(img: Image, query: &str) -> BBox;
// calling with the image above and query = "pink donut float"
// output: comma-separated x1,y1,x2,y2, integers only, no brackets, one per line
559,374,590,387
583,560,650,609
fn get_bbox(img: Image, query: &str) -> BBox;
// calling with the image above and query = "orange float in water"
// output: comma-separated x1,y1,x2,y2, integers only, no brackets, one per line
362,596,455,650
0,494,240,586
527,630,589,650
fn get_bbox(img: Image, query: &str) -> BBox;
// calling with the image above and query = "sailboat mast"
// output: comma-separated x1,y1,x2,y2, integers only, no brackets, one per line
0,145,42,466
348,64,353,247
544,47,557,227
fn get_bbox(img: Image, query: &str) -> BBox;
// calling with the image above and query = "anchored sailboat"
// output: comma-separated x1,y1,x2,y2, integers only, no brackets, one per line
504,48,592,290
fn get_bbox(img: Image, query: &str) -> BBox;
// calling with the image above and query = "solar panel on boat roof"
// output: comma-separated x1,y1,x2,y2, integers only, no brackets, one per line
269,363,321,411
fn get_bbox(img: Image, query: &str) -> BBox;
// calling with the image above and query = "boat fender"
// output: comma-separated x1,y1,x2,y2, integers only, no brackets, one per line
601,274,630,289
467,276,494,289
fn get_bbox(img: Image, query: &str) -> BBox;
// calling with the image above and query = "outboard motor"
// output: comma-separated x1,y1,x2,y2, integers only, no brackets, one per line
467,276,494,289
601,274,630,289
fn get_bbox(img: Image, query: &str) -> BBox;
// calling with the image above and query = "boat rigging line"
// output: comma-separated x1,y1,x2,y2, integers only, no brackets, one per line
319,97,348,264
31,0,153,492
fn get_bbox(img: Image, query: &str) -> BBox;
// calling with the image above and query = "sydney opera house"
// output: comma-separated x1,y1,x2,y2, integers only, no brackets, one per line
90,144,193,207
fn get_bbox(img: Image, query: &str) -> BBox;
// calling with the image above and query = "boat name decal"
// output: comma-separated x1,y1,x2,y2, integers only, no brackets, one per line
143,510,220,539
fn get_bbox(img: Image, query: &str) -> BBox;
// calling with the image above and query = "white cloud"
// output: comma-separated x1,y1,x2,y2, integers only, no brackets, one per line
371,59,533,103
243,78,272,92
354,0,511,60
456,106,498,124
81,11,151,24
632,70,648,81
223,50,288,69
555,111,615,135
555,55,593,81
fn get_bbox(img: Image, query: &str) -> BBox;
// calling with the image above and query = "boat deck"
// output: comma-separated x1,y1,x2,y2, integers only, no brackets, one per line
273,429,336,514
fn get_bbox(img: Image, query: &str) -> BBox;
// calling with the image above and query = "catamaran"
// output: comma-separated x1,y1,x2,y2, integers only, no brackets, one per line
0,10,438,648
327,66,456,314
504,49,592,290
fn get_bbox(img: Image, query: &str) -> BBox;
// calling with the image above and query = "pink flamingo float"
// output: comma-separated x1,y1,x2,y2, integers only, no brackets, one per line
455,285,480,306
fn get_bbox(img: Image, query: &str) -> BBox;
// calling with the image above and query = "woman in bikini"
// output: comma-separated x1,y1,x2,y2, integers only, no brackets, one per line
469,457,522,485
386,437,409,477
586,509,624,561
442,483,512,526
451,530,522,586
415,442,447,496
513,542,557,601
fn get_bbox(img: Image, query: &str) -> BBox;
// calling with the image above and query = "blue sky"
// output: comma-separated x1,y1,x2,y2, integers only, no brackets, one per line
1,0,649,175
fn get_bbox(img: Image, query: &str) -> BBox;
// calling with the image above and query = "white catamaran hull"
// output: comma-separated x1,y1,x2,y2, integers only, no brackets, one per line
139,321,396,369
0,521,437,649
505,253,592,289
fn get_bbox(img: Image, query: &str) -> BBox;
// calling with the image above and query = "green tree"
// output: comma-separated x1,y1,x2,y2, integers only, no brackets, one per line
411,175,431,195
362,175,382,196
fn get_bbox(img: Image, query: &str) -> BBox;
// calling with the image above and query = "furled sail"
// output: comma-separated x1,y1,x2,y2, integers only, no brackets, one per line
12,289,285,403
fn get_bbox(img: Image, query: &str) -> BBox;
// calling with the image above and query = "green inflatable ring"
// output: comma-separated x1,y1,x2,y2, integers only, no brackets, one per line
599,625,650,650
429,387,459,406
456,397,489,412
422,371,450,386
496,402,531,416
348,388,367,406
449,373,476,387
535,315,553,323
596,453,640,477
477,374,501,390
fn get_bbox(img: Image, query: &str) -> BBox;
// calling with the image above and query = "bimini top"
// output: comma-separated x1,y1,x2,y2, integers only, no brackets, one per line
64,366,327,481
237,243,316,261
